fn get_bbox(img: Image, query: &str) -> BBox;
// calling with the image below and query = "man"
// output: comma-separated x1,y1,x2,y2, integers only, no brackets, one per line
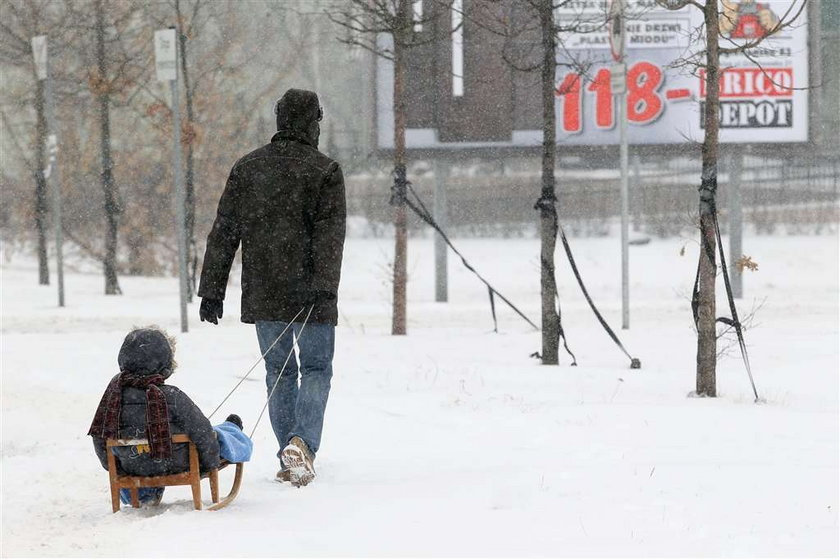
198,88,346,488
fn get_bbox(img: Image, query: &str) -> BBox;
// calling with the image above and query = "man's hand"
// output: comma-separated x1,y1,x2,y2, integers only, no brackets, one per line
200,298,224,324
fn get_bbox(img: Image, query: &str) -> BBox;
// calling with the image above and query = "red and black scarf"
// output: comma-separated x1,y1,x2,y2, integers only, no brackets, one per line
88,372,173,460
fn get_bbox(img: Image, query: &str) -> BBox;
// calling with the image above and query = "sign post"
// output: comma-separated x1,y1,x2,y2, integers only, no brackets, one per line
31,35,65,308
609,0,630,329
156,28,188,333
433,159,448,302
729,146,744,298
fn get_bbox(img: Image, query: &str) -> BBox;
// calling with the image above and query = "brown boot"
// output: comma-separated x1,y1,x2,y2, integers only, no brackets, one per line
280,436,316,487
275,468,292,483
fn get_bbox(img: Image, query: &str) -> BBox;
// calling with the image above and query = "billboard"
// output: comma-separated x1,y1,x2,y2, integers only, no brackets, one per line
375,0,809,150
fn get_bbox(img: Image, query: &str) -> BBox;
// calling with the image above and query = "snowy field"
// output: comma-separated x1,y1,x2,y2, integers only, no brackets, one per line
2,232,838,557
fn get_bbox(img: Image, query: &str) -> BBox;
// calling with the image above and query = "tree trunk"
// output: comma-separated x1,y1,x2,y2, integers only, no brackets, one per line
538,0,560,364
696,0,720,396
34,77,50,285
391,0,409,335
96,0,122,295
176,0,196,301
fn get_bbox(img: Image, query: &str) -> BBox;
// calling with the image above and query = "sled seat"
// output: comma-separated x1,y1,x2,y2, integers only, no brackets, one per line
106,434,243,512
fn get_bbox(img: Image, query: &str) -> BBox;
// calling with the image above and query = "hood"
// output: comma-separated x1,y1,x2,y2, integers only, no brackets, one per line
274,88,321,147
118,327,176,378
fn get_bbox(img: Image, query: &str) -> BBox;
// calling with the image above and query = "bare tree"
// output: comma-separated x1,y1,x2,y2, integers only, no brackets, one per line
657,0,807,396
94,0,120,294
536,0,563,365
63,0,150,294
0,1,68,285
330,0,453,336
468,0,600,364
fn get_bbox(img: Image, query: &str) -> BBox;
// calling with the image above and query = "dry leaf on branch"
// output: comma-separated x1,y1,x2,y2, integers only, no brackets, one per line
736,255,759,272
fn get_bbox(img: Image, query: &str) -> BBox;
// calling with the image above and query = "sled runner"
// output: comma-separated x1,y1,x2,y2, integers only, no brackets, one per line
106,434,243,512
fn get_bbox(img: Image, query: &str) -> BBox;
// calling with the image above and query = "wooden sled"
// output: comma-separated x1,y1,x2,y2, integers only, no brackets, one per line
106,434,243,512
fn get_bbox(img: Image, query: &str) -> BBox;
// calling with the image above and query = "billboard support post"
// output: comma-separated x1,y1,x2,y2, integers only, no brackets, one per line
609,0,630,330
619,74,629,330
434,159,448,303
729,146,744,298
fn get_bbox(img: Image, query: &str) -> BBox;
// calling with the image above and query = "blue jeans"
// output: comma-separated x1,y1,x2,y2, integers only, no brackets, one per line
256,320,334,459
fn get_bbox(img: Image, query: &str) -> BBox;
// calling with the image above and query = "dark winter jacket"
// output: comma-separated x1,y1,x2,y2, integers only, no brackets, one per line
92,383,221,475
91,328,220,476
198,89,346,325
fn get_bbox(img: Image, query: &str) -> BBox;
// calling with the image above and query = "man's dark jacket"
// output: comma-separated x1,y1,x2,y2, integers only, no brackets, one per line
198,96,346,325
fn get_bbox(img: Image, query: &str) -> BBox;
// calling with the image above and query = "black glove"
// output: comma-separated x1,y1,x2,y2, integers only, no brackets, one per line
199,297,224,324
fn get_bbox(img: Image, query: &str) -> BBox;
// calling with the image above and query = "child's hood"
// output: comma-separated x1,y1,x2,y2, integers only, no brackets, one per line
118,327,176,378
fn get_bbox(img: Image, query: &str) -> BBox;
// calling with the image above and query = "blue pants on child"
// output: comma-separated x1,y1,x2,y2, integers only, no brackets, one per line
119,421,253,505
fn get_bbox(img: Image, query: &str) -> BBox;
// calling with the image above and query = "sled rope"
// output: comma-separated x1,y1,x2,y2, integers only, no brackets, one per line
403,179,539,332
207,306,306,420
249,304,315,439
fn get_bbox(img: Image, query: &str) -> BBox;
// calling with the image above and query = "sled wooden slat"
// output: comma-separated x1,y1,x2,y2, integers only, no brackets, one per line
106,434,242,513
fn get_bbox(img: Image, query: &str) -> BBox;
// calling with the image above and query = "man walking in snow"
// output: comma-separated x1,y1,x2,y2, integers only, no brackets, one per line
198,88,346,487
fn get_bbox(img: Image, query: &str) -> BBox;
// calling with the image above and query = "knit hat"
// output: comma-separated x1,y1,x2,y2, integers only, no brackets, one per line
117,327,175,378
274,88,322,133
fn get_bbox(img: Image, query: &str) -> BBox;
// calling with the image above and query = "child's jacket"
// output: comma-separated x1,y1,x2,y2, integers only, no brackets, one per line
92,381,221,476
89,328,220,476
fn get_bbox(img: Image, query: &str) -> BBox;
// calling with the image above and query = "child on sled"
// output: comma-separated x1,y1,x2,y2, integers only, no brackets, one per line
88,326,253,506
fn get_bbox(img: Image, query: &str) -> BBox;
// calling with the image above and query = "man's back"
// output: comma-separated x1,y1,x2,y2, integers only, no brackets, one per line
230,134,338,238
199,130,346,325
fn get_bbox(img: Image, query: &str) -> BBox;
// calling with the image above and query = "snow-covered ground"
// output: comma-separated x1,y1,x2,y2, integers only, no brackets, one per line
2,232,838,557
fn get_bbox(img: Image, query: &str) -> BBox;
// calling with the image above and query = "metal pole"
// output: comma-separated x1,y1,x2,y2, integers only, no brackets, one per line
171,33,188,333
45,83,65,307
632,152,641,232
434,159,448,302
729,147,744,298
609,0,630,330
37,37,65,308
619,69,629,329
